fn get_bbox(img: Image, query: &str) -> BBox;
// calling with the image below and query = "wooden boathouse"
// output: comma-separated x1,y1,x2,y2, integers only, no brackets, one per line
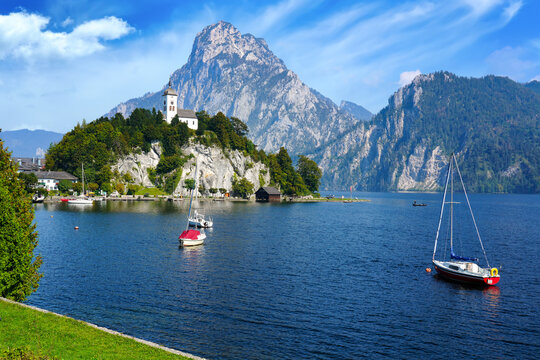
255,187,281,202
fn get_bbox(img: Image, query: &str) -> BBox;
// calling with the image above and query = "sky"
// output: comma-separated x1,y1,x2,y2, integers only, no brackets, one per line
0,0,539,133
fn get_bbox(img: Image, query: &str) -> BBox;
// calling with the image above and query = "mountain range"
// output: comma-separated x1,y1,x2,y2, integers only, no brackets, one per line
312,72,540,192
0,129,64,158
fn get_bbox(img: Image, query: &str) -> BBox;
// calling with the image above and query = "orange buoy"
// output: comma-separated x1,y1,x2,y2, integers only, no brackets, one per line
425,267,432,273
74,226,79,230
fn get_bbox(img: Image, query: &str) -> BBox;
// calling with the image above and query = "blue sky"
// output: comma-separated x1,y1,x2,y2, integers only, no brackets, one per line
0,0,538,133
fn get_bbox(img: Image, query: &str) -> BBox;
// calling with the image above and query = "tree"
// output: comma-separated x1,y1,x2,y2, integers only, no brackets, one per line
232,177,254,199
72,182,83,194
115,183,125,195
297,155,322,193
58,179,72,193
230,117,249,136
0,137,42,301
35,187,48,198
184,179,196,190
87,182,99,193
101,182,112,195
17,172,38,193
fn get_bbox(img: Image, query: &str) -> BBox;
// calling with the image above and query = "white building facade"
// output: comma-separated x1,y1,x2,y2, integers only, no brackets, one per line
162,81,198,130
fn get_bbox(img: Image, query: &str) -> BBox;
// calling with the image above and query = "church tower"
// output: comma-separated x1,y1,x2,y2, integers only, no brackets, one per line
162,80,178,123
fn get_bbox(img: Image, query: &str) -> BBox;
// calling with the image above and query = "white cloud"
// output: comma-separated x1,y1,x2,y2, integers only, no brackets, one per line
246,0,310,34
503,1,522,21
399,70,421,87
61,17,73,27
531,75,540,81
0,12,134,60
461,0,502,16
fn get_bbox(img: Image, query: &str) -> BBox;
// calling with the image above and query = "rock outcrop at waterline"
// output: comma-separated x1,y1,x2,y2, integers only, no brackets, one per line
112,142,270,196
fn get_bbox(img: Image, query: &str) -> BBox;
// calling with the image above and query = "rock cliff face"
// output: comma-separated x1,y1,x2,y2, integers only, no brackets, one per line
107,21,359,154
313,72,540,192
112,141,270,196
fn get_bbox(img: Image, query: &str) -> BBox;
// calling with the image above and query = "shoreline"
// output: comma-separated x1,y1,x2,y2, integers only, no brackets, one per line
41,195,370,204
0,297,204,359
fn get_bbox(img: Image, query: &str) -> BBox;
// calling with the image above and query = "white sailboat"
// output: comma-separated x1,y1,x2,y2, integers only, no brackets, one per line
431,153,500,286
179,160,206,246
189,210,213,228
68,163,94,205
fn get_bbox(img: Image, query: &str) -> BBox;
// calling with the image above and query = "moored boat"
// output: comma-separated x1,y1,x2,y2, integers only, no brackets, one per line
179,160,205,247
32,194,45,203
179,229,206,247
189,210,213,228
68,163,94,205
431,153,500,286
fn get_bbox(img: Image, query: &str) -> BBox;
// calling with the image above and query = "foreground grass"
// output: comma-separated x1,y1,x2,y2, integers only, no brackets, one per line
0,299,192,360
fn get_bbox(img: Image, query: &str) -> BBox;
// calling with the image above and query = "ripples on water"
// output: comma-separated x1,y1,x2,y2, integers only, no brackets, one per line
29,193,539,359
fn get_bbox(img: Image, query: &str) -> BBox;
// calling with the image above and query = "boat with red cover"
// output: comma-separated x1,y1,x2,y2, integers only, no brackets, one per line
179,229,206,247
432,153,500,286
178,159,206,247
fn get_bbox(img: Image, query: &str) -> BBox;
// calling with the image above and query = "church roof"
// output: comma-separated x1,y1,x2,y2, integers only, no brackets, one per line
177,109,197,119
163,87,178,96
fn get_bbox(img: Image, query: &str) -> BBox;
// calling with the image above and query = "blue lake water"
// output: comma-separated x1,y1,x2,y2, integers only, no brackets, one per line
28,193,539,359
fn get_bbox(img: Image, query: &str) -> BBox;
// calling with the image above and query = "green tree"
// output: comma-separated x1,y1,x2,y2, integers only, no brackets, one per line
230,117,249,136
58,179,72,193
115,183,125,195
17,172,38,193
35,187,48,198
297,155,322,192
101,182,112,195
0,138,42,300
184,178,196,190
72,182,83,194
232,177,254,199
87,182,99,193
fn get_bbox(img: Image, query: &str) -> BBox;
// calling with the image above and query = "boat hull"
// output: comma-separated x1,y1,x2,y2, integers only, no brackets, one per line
433,261,500,286
68,199,94,205
180,238,205,246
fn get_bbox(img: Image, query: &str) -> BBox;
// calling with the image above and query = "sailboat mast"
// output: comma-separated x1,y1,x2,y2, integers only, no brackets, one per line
186,160,198,231
454,156,490,267
450,155,453,252
82,163,85,196
433,153,452,260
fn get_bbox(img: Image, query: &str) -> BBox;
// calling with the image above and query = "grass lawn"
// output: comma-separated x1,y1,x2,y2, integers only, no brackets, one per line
0,299,194,359
134,187,168,196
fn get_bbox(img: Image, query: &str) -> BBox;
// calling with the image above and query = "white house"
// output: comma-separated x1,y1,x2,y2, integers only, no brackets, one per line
162,81,198,130
34,171,78,191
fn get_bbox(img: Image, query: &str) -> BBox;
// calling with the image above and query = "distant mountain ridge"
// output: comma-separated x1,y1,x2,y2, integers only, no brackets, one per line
107,21,363,154
0,129,64,157
525,80,540,94
313,72,540,193
339,101,373,121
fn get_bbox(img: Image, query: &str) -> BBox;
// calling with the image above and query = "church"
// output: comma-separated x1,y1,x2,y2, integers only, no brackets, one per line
162,81,198,130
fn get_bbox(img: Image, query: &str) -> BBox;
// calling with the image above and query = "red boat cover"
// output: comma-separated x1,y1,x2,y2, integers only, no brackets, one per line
179,229,201,240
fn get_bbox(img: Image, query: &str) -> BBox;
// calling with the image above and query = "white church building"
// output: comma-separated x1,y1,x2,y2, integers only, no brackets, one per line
163,81,198,130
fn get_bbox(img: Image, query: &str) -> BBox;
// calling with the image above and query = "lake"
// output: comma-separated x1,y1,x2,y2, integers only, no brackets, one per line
28,192,539,359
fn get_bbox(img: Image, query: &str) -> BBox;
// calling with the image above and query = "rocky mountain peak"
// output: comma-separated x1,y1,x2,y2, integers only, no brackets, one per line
107,21,362,154
188,21,283,70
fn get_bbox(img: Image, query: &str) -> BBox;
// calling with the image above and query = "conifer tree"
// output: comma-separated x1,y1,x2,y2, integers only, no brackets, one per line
0,134,42,301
